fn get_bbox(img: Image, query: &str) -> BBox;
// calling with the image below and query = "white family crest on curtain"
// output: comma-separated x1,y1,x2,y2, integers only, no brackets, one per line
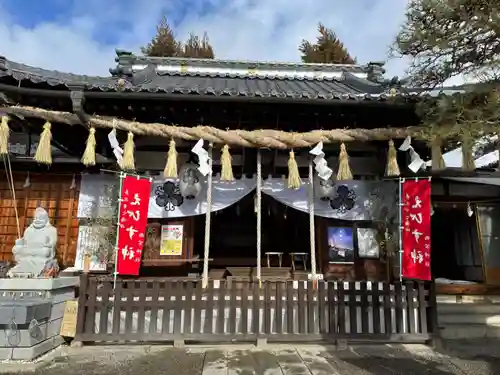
262,178,398,221
77,173,256,219
149,175,256,218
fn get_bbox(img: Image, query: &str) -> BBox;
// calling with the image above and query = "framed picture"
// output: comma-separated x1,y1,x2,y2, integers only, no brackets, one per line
327,227,354,264
356,227,381,259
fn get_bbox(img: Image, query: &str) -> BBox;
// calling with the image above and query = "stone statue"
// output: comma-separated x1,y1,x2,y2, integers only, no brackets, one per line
7,207,59,278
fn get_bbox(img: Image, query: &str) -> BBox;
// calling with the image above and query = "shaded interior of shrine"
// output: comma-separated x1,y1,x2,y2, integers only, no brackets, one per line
141,194,312,279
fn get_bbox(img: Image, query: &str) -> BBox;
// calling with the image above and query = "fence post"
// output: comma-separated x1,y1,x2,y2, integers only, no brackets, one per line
73,273,89,344
427,281,443,349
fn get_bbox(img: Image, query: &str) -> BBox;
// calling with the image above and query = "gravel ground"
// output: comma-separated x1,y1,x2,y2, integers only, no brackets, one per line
1,341,499,375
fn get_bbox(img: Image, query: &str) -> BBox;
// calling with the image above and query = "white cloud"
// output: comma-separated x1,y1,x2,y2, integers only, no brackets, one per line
1,0,414,79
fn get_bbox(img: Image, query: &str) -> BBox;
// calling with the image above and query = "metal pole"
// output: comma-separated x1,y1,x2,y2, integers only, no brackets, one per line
256,149,262,288
113,172,125,289
399,177,404,282
201,144,214,289
308,159,317,284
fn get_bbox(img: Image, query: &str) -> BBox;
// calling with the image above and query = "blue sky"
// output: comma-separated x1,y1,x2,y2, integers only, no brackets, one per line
0,0,431,80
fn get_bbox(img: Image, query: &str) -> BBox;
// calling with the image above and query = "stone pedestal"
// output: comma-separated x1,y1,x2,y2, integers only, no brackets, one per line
0,276,79,361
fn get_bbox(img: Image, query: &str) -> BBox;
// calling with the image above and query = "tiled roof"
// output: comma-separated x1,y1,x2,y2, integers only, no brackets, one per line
111,50,370,78
0,57,115,89
0,51,467,103
101,71,385,101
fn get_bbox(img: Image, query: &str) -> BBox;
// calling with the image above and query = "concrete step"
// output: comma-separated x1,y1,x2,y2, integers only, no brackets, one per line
439,313,500,325
440,323,500,340
438,303,500,315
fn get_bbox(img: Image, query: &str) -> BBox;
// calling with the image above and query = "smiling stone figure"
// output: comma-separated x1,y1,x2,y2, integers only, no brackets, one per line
8,207,59,278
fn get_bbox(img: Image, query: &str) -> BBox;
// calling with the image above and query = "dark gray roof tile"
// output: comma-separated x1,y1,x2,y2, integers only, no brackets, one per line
0,59,116,89
0,53,468,103
122,53,368,75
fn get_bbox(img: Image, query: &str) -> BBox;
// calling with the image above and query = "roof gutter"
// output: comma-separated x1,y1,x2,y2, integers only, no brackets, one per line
0,82,414,107
0,82,70,98
85,90,414,107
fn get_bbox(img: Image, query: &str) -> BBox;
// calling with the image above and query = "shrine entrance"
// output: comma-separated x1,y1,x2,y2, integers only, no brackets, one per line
196,194,311,280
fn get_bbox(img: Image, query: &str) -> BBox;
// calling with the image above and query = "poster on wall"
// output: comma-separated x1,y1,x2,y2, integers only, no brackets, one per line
328,227,354,264
357,228,380,259
160,225,184,256
74,225,109,271
116,176,152,276
401,179,432,281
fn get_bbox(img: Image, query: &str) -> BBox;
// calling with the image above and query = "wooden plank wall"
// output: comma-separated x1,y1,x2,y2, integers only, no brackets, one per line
0,172,80,266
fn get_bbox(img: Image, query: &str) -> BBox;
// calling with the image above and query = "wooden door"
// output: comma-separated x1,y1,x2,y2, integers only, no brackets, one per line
477,204,500,285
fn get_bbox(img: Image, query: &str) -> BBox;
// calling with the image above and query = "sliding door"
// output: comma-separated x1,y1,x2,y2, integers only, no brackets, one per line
477,204,500,285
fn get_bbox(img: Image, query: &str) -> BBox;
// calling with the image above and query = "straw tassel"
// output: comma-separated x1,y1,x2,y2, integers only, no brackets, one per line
0,116,10,155
461,135,475,171
81,127,96,167
34,121,52,165
287,150,302,189
431,138,446,171
163,139,178,178
121,131,135,170
385,139,400,176
220,145,234,181
336,143,353,180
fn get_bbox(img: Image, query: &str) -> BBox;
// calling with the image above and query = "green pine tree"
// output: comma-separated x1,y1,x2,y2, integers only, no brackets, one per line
393,0,500,87
299,23,356,64
141,16,215,58
393,0,500,158
182,32,215,59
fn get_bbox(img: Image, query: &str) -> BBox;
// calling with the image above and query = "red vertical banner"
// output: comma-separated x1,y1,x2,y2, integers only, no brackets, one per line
116,176,151,276
401,179,432,281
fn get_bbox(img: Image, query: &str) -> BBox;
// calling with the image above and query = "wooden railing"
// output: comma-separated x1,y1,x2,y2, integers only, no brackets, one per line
75,275,438,344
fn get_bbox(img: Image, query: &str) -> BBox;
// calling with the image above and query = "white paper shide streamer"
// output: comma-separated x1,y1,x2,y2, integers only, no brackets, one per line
310,141,335,200
191,139,212,176
399,136,425,173
309,141,332,181
107,128,124,165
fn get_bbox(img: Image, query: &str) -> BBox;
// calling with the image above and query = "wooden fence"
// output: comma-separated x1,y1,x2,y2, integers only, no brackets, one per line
75,275,438,344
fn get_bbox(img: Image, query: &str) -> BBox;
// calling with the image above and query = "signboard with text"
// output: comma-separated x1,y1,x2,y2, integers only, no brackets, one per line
401,179,432,281
160,224,184,256
116,176,151,276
